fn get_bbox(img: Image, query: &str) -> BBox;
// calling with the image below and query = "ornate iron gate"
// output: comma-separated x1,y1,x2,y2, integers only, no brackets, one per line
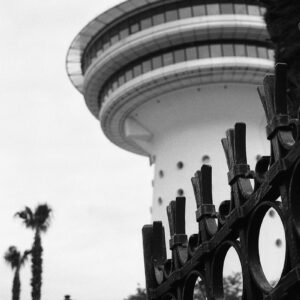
142,64,300,299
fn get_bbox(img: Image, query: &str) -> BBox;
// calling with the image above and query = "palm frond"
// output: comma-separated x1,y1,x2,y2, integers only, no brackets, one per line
4,246,21,269
15,207,35,229
34,204,52,232
14,211,27,219
25,206,34,221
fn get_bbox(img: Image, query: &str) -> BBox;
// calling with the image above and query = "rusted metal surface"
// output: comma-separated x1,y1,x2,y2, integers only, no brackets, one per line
142,64,300,299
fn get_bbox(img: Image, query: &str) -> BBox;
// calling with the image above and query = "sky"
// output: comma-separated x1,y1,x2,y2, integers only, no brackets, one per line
0,1,153,299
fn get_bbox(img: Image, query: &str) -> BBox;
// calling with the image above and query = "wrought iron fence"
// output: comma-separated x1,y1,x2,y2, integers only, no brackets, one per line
142,64,300,300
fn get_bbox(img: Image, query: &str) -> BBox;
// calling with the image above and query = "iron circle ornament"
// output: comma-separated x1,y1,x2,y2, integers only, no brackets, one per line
247,201,287,292
182,270,206,300
212,240,245,299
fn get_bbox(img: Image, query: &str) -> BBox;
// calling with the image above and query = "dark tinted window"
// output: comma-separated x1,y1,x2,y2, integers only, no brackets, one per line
174,49,185,62
234,4,247,14
119,27,129,39
102,42,110,51
141,18,152,30
166,9,178,22
220,3,234,14
193,5,206,16
90,47,97,59
118,74,125,86
246,45,257,57
257,47,268,59
110,34,119,45
248,5,260,15
179,7,192,19
163,52,174,66
130,23,139,34
142,60,152,73
235,44,246,56
153,13,165,25
95,39,102,52
133,64,142,77
125,69,133,81
186,46,198,60
223,44,234,56
112,80,118,90
198,45,210,58
102,35,110,51
210,44,222,57
206,4,220,15
105,86,109,96
152,55,163,69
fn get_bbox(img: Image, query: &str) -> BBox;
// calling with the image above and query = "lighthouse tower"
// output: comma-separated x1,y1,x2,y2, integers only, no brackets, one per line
66,0,284,281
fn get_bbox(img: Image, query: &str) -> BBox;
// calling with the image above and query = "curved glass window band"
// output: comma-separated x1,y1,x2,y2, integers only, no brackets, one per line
82,3,266,73
98,42,273,106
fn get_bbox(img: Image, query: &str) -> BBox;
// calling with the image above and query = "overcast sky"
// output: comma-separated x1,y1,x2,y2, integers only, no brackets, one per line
0,1,154,299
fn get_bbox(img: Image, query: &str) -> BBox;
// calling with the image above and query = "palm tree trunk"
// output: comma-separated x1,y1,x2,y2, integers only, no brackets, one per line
12,268,21,300
262,0,300,115
31,230,43,300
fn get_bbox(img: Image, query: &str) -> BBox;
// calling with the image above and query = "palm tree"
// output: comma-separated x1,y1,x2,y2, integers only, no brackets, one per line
4,246,30,300
16,204,52,300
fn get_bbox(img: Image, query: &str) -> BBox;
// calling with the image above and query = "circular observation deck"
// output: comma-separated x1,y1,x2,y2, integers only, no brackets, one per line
66,0,274,156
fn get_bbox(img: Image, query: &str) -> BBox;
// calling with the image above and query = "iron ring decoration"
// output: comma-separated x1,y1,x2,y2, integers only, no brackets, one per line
247,200,287,293
182,270,206,300
211,239,245,300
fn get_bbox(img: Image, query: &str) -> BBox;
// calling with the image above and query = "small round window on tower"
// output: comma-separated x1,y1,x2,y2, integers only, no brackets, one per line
177,189,184,196
158,197,163,205
177,161,184,169
275,238,282,248
269,209,275,218
159,170,164,178
202,155,210,165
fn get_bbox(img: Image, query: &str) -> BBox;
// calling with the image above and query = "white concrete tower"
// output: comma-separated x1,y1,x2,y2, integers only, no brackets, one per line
66,2,289,280
66,0,274,233
67,0,287,283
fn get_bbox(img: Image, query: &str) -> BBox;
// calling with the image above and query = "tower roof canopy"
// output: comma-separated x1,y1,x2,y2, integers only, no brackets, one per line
66,0,159,92
66,0,264,92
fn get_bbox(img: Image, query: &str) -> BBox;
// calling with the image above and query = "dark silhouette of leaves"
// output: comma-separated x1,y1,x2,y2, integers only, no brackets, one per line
125,273,242,300
4,246,30,300
16,204,52,300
